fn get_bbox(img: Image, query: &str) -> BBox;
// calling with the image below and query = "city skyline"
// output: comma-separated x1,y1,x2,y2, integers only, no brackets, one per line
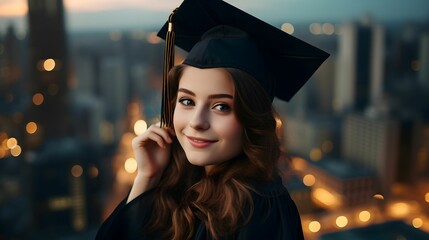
1,0,429,239
0,0,428,33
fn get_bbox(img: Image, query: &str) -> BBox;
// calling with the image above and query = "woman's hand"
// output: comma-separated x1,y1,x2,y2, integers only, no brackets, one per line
127,123,175,203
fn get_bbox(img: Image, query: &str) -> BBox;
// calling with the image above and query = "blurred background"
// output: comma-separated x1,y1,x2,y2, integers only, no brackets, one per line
1,0,429,239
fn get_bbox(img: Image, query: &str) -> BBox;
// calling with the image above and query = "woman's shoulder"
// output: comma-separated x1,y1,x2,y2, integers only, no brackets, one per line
249,175,290,199
237,176,305,239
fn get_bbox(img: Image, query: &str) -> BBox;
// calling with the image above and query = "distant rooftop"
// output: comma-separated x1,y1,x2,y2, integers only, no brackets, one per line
308,157,375,180
320,220,429,240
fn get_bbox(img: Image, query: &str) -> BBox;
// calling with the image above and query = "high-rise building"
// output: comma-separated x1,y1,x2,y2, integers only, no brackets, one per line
26,0,70,144
342,113,399,195
284,114,341,159
418,34,429,88
334,19,384,113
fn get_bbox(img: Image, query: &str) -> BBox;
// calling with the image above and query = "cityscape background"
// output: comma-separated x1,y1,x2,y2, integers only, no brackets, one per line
1,0,429,239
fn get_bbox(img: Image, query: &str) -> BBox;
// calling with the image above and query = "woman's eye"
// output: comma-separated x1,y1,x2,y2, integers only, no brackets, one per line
214,104,231,112
179,98,194,106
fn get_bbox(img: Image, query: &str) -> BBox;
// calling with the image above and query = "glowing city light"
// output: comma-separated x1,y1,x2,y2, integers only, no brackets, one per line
412,218,423,228
89,166,99,178
6,138,18,149
134,120,148,135
312,188,340,208
147,32,161,44
124,158,138,174
388,202,410,218
358,210,371,222
10,145,21,157
335,216,348,228
309,148,322,161
281,23,294,34
425,192,429,203
71,165,84,178
373,194,385,200
26,122,38,134
308,221,321,233
32,93,44,105
322,23,335,35
291,157,307,171
309,23,322,35
43,58,56,71
303,174,316,187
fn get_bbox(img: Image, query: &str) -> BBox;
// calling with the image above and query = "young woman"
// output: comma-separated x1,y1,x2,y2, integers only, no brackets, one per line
96,0,328,239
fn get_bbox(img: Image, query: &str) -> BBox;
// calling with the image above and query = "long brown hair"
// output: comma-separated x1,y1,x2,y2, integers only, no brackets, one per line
147,64,280,239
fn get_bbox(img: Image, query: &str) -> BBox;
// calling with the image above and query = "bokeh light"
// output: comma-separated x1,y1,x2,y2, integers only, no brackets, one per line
412,218,423,228
308,221,321,233
134,120,147,135
124,158,138,174
26,122,38,134
10,145,21,157
32,93,44,105
336,216,348,228
43,58,56,71
358,210,371,222
281,23,294,34
6,138,18,149
303,174,316,186
71,165,84,178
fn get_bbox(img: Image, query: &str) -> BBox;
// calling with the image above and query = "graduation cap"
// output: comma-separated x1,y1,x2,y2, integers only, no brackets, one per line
157,0,329,126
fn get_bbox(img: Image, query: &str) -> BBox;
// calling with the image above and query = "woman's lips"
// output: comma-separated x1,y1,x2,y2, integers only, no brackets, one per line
186,136,218,148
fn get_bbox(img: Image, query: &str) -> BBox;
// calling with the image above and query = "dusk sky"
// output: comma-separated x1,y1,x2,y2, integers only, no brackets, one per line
0,0,428,33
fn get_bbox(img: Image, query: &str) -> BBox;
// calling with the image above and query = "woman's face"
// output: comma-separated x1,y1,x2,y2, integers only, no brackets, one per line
173,66,244,172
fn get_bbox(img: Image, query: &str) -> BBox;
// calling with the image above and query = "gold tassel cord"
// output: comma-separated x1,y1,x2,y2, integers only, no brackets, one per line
161,9,177,127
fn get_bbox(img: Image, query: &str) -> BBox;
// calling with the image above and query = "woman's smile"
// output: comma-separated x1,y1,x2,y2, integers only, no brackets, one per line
186,136,218,148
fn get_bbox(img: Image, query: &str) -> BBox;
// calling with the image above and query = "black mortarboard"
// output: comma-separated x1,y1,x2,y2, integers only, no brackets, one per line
157,0,329,126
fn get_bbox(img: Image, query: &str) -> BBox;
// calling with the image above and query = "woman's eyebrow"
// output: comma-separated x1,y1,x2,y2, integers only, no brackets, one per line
178,88,195,96
178,88,233,99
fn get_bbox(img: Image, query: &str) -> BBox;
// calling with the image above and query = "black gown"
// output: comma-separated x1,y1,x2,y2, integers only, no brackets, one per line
95,177,304,240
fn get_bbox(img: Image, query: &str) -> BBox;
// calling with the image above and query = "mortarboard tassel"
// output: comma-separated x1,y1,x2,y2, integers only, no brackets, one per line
161,9,177,128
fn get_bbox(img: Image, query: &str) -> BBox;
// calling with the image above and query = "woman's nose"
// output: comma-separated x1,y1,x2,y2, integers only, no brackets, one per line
189,107,210,130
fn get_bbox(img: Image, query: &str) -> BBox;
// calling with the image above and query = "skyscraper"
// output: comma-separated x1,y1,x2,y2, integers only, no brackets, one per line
334,19,384,113
342,113,399,195
418,34,429,88
26,0,70,144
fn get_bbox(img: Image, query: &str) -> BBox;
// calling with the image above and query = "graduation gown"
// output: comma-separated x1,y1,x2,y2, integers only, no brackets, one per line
95,177,304,240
